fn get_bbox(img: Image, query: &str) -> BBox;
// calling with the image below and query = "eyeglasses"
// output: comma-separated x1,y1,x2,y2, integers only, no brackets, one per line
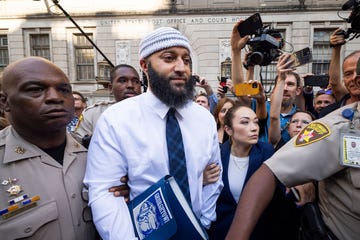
289,119,311,125
316,89,332,95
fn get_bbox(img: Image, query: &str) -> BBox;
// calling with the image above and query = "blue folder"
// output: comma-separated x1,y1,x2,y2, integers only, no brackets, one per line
127,175,209,240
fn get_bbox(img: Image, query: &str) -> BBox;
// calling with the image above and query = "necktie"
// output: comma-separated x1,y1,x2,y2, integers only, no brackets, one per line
166,108,191,204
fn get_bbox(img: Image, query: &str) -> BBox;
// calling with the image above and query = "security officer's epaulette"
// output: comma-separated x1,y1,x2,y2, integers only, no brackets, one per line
83,100,116,112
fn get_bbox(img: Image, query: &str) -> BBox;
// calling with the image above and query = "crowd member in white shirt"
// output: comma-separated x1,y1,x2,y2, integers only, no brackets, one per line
84,27,223,239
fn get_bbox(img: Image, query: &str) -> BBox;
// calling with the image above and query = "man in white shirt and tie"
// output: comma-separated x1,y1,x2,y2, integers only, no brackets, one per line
84,27,223,239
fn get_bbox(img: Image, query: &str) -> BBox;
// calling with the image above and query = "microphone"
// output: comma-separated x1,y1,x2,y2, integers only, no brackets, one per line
342,0,356,10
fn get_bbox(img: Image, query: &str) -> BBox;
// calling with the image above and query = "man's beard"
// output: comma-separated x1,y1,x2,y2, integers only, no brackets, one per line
281,99,292,109
147,63,195,108
281,94,295,109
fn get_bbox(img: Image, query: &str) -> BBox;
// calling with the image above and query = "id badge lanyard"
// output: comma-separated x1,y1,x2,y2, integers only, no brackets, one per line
340,107,360,168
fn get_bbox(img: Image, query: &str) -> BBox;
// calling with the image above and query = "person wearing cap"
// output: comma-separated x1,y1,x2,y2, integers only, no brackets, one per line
84,27,223,239
225,62,360,240
313,89,336,115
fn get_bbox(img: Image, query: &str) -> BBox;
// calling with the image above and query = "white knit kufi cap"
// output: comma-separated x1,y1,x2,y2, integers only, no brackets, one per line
139,27,192,59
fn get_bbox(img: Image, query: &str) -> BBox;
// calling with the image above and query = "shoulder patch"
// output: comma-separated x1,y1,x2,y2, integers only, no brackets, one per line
295,122,331,147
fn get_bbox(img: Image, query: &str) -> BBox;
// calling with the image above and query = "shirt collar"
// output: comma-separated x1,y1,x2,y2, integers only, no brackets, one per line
2,127,87,164
281,104,298,117
144,90,191,120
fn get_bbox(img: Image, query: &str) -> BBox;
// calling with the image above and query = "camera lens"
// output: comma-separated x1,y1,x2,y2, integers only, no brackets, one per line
249,52,264,65
252,82,258,88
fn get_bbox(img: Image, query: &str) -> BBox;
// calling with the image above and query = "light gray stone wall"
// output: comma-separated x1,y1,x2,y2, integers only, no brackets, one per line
0,0,354,102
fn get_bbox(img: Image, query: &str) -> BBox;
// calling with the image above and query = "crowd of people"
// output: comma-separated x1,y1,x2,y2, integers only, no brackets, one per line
0,17,359,240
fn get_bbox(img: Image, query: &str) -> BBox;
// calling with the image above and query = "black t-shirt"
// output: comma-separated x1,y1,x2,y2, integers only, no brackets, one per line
41,140,66,165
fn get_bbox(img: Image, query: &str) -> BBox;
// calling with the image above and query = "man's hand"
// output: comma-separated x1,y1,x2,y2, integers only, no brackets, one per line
248,80,266,103
226,79,234,95
231,20,250,52
286,182,316,207
330,28,346,48
109,175,130,202
217,83,226,98
276,53,295,82
203,163,221,185
196,75,214,96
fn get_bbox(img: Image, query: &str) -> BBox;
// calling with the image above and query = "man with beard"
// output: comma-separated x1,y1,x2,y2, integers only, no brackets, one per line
0,57,97,239
74,64,142,146
84,27,223,239
267,54,303,146
261,71,302,143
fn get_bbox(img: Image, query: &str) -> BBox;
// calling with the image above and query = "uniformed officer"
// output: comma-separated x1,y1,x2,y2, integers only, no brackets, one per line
0,57,97,239
74,64,142,143
225,64,360,240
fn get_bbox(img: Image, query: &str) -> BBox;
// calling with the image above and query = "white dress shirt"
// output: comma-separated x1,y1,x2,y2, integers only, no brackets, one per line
84,90,223,240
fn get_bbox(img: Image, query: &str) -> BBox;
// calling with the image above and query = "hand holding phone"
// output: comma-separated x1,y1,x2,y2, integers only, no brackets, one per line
237,13,263,37
304,74,329,88
220,77,228,93
191,75,200,84
290,47,312,67
234,82,260,96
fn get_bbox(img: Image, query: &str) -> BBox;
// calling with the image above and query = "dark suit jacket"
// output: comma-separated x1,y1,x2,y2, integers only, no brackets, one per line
208,140,274,240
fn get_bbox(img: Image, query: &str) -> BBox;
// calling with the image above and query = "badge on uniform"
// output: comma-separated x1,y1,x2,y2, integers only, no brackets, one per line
1,177,22,196
295,122,331,147
340,131,360,168
1,177,41,219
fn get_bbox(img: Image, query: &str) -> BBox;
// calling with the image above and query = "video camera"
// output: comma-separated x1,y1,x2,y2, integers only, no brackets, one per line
338,0,360,40
238,13,284,67
246,26,284,67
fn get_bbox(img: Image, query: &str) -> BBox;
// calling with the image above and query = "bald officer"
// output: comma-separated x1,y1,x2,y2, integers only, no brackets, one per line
0,57,97,239
225,69,360,239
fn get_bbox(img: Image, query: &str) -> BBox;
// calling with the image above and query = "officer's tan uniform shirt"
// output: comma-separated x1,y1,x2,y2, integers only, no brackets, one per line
266,102,360,240
75,100,115,139
0,127,97,240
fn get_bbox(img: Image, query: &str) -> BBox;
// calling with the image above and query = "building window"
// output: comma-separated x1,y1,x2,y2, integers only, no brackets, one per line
312,29,334,74
30,34,50,60
73,33,95,81
0,35,9,72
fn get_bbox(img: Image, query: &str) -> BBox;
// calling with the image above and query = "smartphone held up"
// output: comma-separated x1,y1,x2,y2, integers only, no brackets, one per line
237,13,263,38
234,82,260,96
290,47,313,67
220,77,228,93
304,74,329,88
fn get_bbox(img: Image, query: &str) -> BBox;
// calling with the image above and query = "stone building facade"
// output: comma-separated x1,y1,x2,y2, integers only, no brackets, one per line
0,0,356,103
